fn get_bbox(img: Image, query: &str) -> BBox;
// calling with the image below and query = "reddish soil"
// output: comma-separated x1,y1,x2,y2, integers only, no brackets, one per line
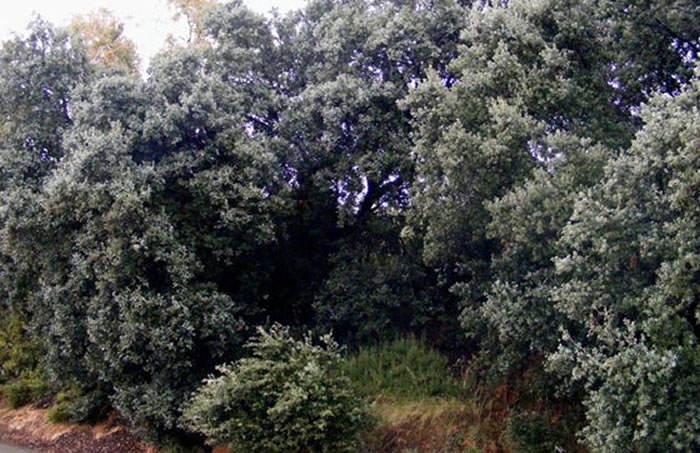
0,404,150,453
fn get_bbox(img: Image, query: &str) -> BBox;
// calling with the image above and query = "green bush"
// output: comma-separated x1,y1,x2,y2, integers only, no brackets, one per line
182,324,373,453
506,410,563,453
342,336,465,401
1,375,50,409
44,386,111,424
0,313,44,384
0,313,51,409
46,401,72,423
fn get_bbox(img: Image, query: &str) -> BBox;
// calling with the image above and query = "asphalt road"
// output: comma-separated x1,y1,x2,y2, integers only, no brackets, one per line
0,443,36,453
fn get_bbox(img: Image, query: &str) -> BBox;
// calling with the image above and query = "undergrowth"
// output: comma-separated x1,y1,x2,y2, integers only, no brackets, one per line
345,338,585,453
0,313,51,409
342,336,467,401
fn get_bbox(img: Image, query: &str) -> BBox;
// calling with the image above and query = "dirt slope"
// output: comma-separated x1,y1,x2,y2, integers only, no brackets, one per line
0,403,150,453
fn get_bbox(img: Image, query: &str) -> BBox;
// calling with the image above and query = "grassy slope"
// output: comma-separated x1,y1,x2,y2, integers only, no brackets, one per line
344,337,585,453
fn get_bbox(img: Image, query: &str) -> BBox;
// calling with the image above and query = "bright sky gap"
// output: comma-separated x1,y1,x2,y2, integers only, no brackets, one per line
0,0,307,72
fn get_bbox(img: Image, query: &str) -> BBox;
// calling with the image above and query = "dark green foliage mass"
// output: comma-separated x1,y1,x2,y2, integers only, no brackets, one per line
34,46,288,442
483,139,611,373
0,18,90,165
548,75,700,451
0,20,91,319
0,1,698,451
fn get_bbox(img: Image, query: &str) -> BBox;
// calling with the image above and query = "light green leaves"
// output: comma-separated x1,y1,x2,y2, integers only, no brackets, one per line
182,325,373,453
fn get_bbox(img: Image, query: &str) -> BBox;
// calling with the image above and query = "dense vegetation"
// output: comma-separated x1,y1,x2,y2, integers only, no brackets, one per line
182,324,373,452
0,0,697,451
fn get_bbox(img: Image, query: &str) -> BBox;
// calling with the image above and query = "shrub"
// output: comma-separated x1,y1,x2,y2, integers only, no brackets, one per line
182,324,373,453
46,400,72,424
44,387,108,424
506,410,564,453
1,375,50,409
342,336,465,401
0,313,44,384
0,312,51,409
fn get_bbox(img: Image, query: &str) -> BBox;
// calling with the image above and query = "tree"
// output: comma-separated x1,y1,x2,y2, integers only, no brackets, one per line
19,2,472,441
0,18,91,329
5,1,696,450
399,0,699,448
203,0,469,331
0,18,90,167
481,136,610,373
34,44,288,443
70,8,140,75
549,74,700,452
168,0,218,44
592,0,700,107
403,0,633,357
312,218,441,346
405,0,700,362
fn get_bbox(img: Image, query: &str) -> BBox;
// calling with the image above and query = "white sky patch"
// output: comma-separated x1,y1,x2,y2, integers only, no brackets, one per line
0,0,306,72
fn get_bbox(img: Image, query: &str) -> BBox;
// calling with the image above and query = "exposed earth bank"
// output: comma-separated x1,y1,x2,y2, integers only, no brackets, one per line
0,403,151,453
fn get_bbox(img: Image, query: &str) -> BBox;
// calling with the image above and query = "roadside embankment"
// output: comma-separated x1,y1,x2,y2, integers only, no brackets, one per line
0,402,150,453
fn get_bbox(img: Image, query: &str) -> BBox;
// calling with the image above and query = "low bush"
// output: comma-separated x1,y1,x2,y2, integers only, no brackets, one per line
506,410,565,453
46,400,72,423
0,312,50,409
45,386,114,424
0,313,44,384
182,324,373,453
1,375,50,409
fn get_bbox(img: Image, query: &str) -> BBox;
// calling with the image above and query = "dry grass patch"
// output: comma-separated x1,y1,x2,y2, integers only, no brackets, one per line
363,391,514,453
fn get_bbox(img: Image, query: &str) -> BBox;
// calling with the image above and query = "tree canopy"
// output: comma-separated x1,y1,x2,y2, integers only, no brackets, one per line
0,1,697,451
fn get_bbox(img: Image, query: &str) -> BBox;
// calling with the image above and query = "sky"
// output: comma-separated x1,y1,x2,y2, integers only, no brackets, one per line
0,0,307,71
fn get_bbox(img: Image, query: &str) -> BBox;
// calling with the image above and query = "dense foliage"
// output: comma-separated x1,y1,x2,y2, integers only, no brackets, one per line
0,0,697,451
182,324,372,453
548,75,700,451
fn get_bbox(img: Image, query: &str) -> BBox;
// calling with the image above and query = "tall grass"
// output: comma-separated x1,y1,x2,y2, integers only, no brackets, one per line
342,336,466,402
342,337,505,452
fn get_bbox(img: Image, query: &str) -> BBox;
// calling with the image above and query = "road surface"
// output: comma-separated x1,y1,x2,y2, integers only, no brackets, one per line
0,443,36,453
